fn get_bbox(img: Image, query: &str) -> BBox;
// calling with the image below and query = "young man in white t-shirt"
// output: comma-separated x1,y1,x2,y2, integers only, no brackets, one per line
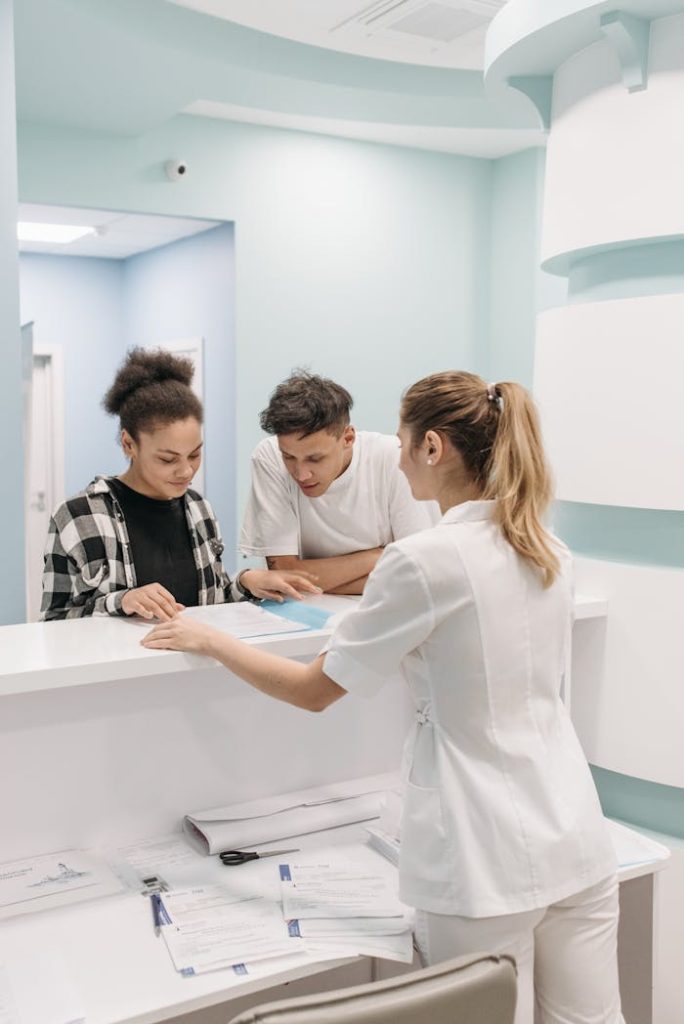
240,371,438,594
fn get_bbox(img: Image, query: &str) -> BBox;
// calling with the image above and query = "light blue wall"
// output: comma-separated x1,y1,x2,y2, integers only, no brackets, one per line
486,147,543,387
0,0,25,624
19,254,127,495
17,116,494,541
486,147,568,387
123,223,236,562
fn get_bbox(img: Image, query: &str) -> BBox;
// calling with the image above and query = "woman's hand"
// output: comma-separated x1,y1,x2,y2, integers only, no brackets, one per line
141,616,219,654
122,583,184,621
239,569,321,603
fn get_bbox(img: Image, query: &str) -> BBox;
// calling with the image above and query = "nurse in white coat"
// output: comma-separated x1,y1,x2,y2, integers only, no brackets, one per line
143,370,623,1024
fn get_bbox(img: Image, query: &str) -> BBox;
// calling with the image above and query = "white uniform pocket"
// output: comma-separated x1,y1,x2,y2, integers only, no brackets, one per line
401,780,449,880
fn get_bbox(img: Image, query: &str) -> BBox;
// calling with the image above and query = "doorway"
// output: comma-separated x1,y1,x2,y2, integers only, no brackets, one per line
26,346,65,621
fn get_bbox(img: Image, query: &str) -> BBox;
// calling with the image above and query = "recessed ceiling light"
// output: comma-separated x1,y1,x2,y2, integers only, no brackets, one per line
17,222,96,244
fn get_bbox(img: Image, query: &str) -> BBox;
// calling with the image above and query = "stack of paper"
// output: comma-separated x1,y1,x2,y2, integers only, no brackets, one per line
280,861,414,964
157,887,297,976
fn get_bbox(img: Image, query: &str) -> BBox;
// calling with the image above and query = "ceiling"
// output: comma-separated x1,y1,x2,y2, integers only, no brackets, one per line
13,0,541,160
185,100,543,158
168,0,509,69
18,204,221,259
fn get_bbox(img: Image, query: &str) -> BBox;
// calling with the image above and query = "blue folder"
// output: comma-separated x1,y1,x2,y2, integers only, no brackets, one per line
260,600,333,631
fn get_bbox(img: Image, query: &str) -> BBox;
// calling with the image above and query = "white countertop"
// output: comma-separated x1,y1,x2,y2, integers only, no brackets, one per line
0,593,606,699
0,595,355,698
0,776,666,1024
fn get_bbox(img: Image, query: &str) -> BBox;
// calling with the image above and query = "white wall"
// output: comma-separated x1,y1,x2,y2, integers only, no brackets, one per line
0,0,25,624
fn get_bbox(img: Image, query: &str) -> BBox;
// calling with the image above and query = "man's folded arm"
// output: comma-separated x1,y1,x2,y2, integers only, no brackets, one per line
266,548,382,594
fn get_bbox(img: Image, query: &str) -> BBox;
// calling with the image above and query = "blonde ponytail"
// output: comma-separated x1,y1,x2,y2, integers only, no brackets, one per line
401,372,560,587
482,382,560,587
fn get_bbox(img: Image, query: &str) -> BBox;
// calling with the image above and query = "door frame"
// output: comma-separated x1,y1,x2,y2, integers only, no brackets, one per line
26,345,66,620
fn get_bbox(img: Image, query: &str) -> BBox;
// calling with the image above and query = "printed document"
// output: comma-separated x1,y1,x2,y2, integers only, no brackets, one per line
159,887,295,975
183,603,307,638
280,861,407,919
0,849,125,920
305,931,414,964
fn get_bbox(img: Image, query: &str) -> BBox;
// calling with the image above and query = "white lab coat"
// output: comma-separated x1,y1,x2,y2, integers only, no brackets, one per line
323,500,616,917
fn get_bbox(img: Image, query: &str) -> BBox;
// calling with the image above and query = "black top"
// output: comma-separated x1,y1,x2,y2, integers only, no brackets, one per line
109,478,199,608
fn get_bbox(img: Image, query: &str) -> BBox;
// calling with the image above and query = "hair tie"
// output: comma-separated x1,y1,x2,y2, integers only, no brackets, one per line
487,383,504,413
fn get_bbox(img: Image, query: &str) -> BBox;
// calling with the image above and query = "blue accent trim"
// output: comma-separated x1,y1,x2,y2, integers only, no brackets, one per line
261,600,333,631
567,238,684,301
592,766,684,840
232,964,248,975
553,502,684,568
599,11,650,92
543,232,684,277
279,864,292,882
288,920,301,937
506,75,553,129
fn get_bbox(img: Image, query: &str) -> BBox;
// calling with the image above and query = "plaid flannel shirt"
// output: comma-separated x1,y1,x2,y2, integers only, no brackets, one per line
41,476,242,620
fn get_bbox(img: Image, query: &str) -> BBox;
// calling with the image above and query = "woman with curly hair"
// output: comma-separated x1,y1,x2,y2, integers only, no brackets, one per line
41,348,317,620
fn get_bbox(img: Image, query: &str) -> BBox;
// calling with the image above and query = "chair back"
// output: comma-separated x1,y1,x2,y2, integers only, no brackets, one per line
227,952,517,1024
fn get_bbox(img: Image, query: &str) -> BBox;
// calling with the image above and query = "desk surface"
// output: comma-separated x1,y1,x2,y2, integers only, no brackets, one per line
0,595,356,698
0,593,606,699
0,777,668,1024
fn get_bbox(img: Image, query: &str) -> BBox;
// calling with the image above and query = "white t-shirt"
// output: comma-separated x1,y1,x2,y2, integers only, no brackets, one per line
323,501,617,917
240,432,438,559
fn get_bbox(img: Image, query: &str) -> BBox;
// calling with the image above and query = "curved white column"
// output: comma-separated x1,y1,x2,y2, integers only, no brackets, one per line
543,15,684,266
535,296,684,510
488,2,684,791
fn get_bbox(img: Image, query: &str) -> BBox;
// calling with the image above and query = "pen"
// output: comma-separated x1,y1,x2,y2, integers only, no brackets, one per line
150,892,163,937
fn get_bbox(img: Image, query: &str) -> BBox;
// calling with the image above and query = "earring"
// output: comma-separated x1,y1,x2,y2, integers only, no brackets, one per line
427,459,433,466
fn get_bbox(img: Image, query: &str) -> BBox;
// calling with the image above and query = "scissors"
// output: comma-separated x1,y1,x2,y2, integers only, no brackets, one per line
219,847,300,866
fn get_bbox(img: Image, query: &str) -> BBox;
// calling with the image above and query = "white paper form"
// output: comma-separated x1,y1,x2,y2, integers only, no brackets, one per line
0,849,125,920
0,953,84,1024
280,862,407,919
183,603,306,638
306,932,414,964
109,834,206,890
291,913,413,937
160,887,295,975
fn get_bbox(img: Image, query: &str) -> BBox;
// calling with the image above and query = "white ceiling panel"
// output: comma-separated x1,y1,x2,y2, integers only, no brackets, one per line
185,98,544,158
18,205,222,260
167,0,509,69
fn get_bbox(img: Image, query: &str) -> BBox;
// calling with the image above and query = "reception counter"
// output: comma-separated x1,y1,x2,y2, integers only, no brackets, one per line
1,590,664,1024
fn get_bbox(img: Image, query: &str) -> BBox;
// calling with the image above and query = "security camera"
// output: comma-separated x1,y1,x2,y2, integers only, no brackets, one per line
165,159,188,182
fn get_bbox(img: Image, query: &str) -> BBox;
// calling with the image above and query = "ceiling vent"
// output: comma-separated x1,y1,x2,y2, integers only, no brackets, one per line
389,3,486,42
331,0,506,38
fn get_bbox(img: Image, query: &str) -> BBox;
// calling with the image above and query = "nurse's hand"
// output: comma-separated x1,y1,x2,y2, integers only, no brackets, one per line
239,569,322,603
142,616,217,654
122,583,184,621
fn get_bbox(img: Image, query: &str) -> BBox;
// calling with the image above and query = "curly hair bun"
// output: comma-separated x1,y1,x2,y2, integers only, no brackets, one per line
103,347,194,416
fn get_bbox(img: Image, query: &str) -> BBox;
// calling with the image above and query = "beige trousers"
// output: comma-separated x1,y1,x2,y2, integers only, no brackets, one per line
414,874,625,1024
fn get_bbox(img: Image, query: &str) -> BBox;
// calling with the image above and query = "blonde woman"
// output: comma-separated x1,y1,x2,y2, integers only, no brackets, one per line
143,371,622,1024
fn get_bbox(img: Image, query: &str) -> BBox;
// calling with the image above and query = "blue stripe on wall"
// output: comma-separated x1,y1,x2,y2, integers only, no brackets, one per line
591,766,684,840
553,501,684,568
568,238,684,303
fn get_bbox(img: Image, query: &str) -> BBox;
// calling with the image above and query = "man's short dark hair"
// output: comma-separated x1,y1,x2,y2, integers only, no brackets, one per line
260,371,353,437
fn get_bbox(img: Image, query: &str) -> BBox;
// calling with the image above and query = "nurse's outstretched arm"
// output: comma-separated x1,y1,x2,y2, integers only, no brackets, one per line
141,618,346,713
